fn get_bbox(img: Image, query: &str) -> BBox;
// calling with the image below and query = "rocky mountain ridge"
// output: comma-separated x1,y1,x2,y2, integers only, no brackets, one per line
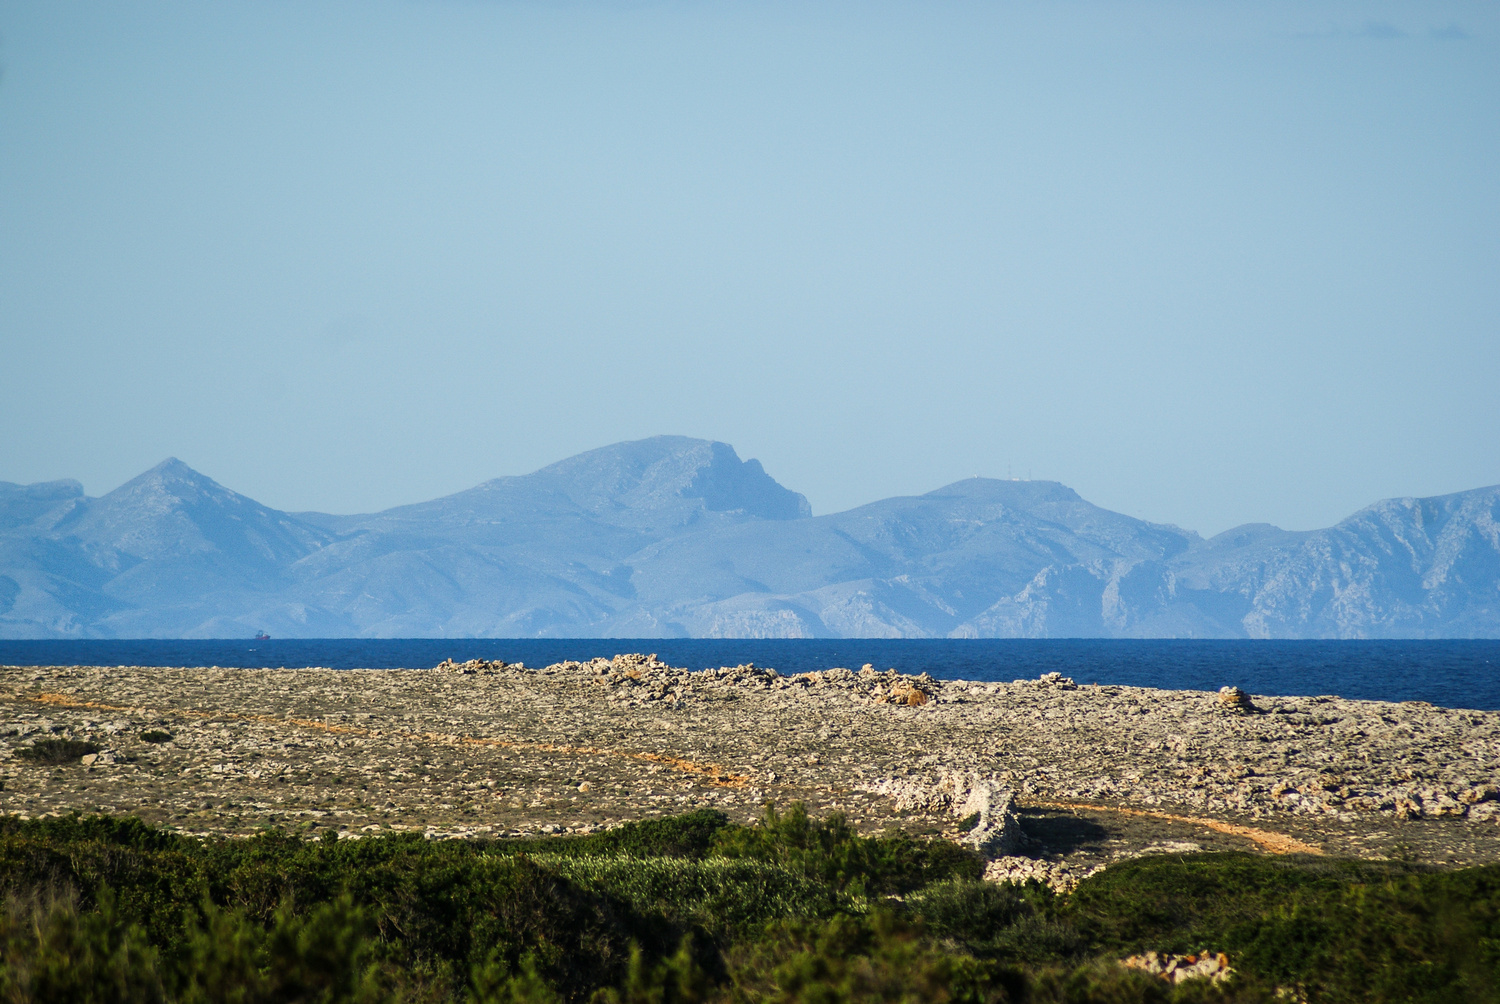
1,437,1496,638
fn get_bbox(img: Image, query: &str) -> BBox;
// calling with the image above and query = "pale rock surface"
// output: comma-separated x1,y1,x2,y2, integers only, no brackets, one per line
3,657,1500,873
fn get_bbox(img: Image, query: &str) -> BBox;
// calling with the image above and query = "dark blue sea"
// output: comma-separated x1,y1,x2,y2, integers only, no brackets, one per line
2,639,1498,710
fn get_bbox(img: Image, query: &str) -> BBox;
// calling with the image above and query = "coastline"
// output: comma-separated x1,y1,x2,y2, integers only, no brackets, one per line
4,654,1498,872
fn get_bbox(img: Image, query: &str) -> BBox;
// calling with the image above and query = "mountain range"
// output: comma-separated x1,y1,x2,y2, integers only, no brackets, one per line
2,436,1496,639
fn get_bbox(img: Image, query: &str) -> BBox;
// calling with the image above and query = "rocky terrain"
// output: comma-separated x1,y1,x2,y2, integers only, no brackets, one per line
3,655,1498,880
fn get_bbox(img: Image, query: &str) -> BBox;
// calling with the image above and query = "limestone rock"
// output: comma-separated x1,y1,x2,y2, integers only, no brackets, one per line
1217,686,1257,713
957,778,1024,854
1121,950,1233,985
983,856,1102,894
5,654,1500,867
861,770,1023,854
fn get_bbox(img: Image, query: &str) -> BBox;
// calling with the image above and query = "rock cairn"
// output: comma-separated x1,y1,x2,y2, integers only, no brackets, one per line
1217,686,1257,713
441,654,939,709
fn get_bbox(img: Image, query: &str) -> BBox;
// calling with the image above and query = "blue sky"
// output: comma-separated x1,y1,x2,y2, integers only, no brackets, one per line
1,1,1495,535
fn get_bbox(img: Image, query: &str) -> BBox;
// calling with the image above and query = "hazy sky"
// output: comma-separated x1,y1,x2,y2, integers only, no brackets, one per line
2,1,1496,536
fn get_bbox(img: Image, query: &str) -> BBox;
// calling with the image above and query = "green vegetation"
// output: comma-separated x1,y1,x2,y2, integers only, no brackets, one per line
0,806,1495,1002
13,738,100,764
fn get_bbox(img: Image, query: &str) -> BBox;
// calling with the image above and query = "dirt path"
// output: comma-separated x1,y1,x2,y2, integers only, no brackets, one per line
1025,799,1324,855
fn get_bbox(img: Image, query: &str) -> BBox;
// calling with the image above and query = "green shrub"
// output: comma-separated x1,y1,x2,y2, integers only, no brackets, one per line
467,952,565,1004
0,887,163,1004
171,896,394,1004
912,878,1083,963
0,815,208,950
2,811,1498,1003
14,738,100,764
1067,853,1415,954
592,938,713,1004
1066,853,1500,1002
199,830,643,999
711,803,982,895
505,811,731,861
723,910,1016,1004
1022,960,1274,1003
532,855,854,937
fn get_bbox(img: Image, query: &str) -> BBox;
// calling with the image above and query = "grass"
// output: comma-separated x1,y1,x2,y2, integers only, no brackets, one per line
0,806,1496,1002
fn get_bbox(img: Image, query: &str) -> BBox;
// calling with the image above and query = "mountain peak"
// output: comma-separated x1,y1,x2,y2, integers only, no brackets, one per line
143,457,210,482
59,458,331,571
682,441,812,520
526,436,811,523
926,478,1082,505
100,458,231,511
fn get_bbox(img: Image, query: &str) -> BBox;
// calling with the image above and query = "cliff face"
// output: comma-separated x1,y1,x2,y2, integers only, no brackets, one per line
1,440,1496,638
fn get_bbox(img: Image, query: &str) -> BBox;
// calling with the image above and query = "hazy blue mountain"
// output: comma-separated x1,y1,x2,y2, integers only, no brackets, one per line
277,437,813,637
1162,487,1500,638
1,439,1496,638
0,460,335,638
617,478,1197,638
0,479,85,532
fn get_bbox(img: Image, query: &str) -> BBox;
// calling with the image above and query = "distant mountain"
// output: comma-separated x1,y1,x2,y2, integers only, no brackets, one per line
1,438,1495,638
0,459,335,638
619,478,1197,638
279,437,813,637
1165,488,1500,638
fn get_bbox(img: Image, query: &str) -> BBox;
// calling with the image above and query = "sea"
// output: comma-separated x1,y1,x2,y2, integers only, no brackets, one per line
2,638,1498,710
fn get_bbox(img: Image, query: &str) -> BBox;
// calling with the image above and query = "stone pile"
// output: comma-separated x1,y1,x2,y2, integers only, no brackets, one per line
1217,686,1257,713
485,655,943,710
982,856,1104,894
435,658,515,674
1120,950,1234,985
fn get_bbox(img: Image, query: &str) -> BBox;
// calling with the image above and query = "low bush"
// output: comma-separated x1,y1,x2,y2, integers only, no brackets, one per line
1066,853,1500,1003
510,809,731,861
534,854,855,938
710,802,983,895
14,738,100,764
0,808,1497,1003
723,910,1017,1004
912,878,1084,964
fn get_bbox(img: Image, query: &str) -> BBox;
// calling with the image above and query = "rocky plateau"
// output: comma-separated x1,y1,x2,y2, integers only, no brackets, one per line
3,655,1498,884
